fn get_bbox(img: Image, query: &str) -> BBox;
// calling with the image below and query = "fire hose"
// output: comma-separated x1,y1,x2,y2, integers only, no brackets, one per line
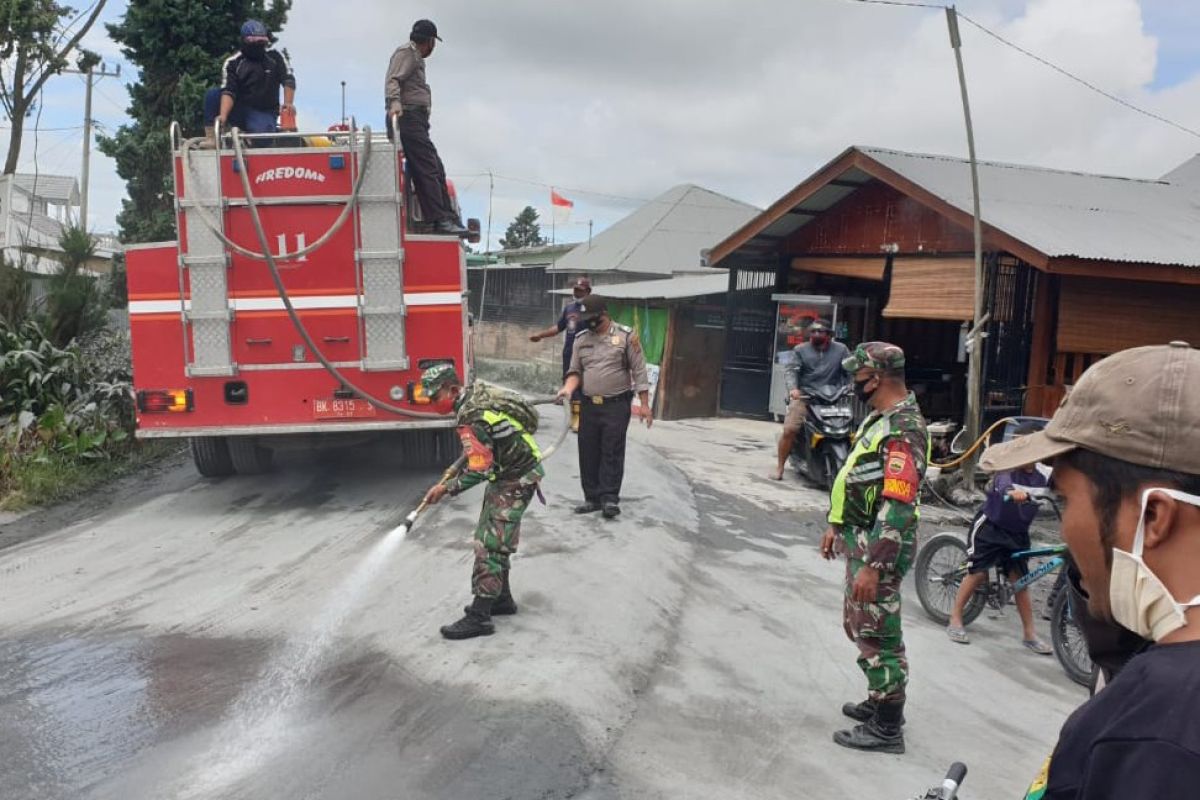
208,130,568,470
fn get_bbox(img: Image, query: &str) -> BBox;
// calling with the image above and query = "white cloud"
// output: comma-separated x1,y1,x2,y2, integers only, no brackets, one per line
10,0,1200,245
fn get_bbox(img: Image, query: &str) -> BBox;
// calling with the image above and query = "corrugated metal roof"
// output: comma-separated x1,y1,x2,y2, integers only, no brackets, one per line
10,174,79,204
549,184,759,275
861,147,1200,267
550,271,729,301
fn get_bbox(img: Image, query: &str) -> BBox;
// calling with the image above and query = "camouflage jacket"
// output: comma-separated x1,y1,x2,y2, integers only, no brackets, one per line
827,392,929,575
444,382,543,495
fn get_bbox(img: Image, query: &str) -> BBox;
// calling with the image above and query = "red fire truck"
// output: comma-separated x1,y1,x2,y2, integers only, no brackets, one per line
125,123,479,476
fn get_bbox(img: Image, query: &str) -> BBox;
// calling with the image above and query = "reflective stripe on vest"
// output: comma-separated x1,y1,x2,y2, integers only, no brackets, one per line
828,415,889,526
482,409,543,461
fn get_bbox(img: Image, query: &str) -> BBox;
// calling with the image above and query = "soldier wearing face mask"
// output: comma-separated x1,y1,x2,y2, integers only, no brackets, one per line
203,20,296,142
982,341,1200,800
820,341,929,754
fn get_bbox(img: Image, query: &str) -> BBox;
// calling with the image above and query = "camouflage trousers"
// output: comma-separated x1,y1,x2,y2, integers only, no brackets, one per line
843,557,908,703
471,478,537,598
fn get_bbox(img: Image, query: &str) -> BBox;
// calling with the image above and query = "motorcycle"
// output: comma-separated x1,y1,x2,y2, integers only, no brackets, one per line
788,383,854,490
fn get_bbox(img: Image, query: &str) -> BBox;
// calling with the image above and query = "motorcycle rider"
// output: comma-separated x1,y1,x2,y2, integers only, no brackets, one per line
772,320,851,481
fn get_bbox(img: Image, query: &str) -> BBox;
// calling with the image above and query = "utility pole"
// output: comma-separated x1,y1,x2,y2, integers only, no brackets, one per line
340,81,347,126
588,219,593,249
478,170,495,324
946,6,985,486
66,62,120,229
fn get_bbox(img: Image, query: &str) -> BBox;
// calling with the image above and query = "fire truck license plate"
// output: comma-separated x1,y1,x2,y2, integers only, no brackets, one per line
312,397,377,420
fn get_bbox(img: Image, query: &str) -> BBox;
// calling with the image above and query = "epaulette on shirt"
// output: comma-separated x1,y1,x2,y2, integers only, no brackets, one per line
616,324,633,334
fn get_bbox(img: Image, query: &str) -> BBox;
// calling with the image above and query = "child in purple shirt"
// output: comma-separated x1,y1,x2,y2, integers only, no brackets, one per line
947,425,1053,654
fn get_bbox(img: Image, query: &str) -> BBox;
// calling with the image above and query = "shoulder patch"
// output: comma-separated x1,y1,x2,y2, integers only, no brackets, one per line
616,324,633,333
881,439,919,503
458,426,494,473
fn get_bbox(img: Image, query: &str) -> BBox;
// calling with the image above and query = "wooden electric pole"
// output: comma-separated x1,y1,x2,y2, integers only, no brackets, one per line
947,6,985,486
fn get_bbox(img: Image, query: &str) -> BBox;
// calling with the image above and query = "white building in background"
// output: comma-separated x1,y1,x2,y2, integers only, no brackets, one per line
0,173,119,276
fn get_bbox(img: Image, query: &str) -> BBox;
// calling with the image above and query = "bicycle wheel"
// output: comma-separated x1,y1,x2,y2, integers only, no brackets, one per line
915,533,985,625
1051,587,1094,687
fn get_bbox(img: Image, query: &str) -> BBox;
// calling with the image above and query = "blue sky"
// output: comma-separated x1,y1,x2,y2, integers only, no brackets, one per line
5,0,1200,245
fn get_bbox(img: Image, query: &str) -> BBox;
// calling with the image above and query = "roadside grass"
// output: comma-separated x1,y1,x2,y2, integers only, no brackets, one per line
0,440,183,512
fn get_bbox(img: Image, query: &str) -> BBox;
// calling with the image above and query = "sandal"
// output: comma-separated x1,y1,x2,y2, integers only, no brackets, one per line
946,626,970,644
1023,638,1053,656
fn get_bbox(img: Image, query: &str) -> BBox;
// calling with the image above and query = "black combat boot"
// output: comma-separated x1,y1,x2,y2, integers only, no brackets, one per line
841,699,906,725
575,500,602,514
833,700,905,754
441,596,495,640
465,571,517,616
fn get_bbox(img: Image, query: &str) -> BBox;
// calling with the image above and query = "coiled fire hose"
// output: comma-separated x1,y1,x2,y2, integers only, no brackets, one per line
929,416,1016,470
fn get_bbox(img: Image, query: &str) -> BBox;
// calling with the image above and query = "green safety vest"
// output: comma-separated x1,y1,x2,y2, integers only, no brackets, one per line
827,400,930,532
481,409,542,463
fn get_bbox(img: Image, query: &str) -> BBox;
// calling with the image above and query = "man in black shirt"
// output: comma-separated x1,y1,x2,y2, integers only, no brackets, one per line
203,20,296,139
981,341,1200,800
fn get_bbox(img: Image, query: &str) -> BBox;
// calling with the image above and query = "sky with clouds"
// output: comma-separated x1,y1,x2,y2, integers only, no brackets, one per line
5,0,1200,251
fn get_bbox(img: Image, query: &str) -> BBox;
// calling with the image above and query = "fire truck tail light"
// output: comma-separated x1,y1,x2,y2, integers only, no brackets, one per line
409,382,432,404
138,389,194,413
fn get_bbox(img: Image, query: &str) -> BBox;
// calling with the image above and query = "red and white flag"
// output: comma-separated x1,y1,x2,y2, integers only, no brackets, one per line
550,188,574,225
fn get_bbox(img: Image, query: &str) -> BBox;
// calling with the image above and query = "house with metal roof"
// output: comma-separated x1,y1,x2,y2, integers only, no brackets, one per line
710,145,1200,423
0,173,119,276
550,183,759,279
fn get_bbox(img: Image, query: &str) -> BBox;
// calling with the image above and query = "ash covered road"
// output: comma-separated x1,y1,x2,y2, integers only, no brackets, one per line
0,419,1083,799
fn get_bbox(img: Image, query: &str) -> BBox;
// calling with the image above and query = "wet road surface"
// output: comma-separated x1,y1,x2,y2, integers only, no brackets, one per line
0,421,1086,799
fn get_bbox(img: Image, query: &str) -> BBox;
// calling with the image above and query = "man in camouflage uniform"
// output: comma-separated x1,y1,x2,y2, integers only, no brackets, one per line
820,342,929,754
420,364,544,640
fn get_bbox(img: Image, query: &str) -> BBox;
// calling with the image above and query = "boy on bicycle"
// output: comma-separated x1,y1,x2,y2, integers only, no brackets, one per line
947,423,1053,654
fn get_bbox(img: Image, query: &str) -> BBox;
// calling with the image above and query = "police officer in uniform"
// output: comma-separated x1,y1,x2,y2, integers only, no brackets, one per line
556,296,652,519
820,342,929,754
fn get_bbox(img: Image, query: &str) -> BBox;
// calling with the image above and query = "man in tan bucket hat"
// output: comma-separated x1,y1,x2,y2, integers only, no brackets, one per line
982,342,1200,800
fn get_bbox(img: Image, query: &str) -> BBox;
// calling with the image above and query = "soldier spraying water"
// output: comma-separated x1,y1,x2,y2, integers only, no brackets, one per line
420,365,545,640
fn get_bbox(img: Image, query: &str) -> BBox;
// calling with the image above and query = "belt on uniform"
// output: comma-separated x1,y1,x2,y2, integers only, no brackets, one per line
588,391,633,405
402,104,430,113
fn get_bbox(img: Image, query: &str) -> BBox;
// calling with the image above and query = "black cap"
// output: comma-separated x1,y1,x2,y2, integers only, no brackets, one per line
411,19,442,42
578,296,608,319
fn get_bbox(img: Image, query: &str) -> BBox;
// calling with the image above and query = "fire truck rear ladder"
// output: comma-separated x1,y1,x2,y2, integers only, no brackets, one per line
175,126,410,376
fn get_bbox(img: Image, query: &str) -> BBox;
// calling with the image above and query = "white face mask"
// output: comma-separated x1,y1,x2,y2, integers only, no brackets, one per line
1108,487,1200,641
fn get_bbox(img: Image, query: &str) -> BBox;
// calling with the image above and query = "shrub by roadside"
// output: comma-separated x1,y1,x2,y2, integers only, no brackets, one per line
0,321,174,510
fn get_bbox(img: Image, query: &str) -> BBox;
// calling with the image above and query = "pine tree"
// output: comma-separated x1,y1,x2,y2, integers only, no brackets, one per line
97,1,292,244
500,206,547,250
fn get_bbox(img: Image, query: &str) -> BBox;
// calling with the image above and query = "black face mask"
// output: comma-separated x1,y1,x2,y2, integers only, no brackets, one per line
584,317,602,331
243,42,267,60
853,376,876,403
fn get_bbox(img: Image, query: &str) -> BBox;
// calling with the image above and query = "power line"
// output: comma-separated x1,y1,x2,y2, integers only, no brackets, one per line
955,11,1200,141
840,0,1200,141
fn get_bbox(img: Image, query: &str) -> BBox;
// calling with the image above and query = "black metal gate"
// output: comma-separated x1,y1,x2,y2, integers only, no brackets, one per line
981,255,1038,425
719,254,781,417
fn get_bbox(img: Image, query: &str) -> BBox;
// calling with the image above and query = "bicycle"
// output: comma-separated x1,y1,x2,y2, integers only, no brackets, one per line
913,493,1093,686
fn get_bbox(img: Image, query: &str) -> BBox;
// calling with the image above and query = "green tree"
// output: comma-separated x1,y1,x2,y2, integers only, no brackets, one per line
97,0,291,244
43,225,106,346
500,206,546,250
105,253,127,308
0,0,108,174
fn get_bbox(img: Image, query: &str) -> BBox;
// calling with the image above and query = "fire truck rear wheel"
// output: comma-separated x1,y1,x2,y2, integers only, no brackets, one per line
190,436,234,478
227,437,275,475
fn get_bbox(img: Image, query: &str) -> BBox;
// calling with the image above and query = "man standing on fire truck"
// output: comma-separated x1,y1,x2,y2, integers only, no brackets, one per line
421,365,544,640
384,19,467,236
